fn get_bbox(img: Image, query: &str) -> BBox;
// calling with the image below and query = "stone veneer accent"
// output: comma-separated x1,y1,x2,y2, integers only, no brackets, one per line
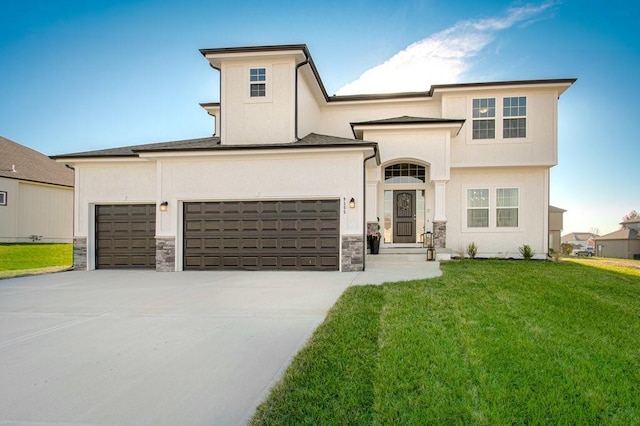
342,235,364,272
155,237,176,272
73,237,87,270
433,221,447,249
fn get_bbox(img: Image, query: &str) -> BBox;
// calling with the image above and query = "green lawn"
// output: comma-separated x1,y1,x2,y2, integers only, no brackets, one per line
251,260,640,425
0,243,72,278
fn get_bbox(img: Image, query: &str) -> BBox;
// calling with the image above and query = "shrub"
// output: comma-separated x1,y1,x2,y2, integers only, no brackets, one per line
561,243,573,256
466,242,478,259
519,244,535,260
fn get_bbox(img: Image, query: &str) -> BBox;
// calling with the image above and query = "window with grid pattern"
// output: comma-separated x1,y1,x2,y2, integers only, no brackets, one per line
384,163,425,183
467,189,489,227
472,98,495,139
496,188,519,227
249,68,266,97
503,97,526,138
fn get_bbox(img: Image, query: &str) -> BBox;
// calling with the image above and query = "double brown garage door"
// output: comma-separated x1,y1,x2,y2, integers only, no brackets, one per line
95,200,340,271
95,204,156,269
183,200,340,270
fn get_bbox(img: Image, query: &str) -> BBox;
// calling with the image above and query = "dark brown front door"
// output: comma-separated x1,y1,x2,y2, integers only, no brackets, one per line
393,191,416,243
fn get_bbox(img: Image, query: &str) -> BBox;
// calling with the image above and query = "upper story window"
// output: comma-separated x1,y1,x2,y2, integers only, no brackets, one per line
0,191,6,206
249,68,266,97
384,163,426,183
472,98,495,139
503,97,526,138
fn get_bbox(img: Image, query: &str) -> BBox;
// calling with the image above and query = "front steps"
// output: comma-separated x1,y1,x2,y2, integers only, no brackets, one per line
368,246,452,262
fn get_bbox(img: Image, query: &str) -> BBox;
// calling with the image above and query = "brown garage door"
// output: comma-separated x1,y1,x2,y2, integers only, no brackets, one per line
183,200,339,271
95,204,156,269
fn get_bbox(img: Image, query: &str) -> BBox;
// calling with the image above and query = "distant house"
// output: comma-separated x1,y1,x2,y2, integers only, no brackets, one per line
595,219,640,259
0,136,74,243
561,232,598,250
548,206,566,254
52,44,575,271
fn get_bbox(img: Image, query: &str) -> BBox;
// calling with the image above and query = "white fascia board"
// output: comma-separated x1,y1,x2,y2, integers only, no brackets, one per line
353,122,463,139
205,49,306,68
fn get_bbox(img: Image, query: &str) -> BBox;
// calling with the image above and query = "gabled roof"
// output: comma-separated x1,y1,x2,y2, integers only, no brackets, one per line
350,115,465,139
52,133,379,163
561,232,599,242
0,136,74,187
351,116,465,125
595,228,639,241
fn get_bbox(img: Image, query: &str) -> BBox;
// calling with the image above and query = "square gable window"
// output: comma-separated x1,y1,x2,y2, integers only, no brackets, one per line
0,191,6,206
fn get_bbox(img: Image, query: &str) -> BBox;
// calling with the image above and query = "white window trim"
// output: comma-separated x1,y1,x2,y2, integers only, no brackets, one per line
0,191,6,206
463,186,521,233
503,96,527,139
245,65,272,104
468,96,529,145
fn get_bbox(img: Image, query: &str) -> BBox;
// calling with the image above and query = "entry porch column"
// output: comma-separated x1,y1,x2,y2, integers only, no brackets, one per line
433,180,448,248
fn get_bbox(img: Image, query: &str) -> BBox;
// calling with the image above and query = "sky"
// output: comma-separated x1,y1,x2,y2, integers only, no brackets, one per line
0,0,638,235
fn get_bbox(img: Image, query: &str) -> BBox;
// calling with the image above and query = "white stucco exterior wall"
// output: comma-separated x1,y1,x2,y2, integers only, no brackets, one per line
221,59,296,144
444,90,559,168
153,149,365,239
74,161,157,238
446,167,549,258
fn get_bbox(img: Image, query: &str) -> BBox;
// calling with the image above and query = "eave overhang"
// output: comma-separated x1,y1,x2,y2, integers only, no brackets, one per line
351,117,465,139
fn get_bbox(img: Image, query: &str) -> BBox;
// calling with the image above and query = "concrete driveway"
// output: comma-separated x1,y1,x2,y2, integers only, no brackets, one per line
0,261,440,425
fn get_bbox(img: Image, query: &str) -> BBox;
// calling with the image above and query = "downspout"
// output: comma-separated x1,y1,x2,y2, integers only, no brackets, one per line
362,149,377,271
294,59,309,141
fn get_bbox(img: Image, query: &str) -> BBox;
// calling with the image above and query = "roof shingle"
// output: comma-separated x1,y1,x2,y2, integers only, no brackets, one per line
0,136,74,187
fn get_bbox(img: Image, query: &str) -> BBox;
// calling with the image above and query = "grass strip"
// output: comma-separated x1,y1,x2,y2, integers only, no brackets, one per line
0,243,72,271
250,285,385,425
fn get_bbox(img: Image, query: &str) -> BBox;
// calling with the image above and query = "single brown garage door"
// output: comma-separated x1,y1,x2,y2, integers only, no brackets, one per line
95,204,156,269
183,200,339,271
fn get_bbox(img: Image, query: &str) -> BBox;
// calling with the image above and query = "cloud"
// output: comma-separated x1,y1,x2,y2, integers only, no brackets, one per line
336,2,557,95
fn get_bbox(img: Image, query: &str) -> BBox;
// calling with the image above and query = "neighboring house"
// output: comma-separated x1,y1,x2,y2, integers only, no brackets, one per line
594,219,640,259
0,136,74,243
53,44,575,272
561,232,598,250
548,206,566,254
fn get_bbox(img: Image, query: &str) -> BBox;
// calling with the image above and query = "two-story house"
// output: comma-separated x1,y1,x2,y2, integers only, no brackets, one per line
53,44,575,272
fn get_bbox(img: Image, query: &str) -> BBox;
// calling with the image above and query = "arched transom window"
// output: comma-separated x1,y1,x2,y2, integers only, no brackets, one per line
384,163,426,184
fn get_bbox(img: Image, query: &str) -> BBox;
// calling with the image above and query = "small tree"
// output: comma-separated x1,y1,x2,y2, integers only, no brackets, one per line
466,242,478,259
621,210,639,228
519,244,536,260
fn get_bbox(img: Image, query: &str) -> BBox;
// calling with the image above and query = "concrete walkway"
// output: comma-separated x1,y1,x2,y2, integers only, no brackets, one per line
0,258,440,425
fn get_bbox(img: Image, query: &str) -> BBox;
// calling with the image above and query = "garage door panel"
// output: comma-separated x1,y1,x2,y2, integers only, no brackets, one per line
183,200,339,271
96,204,156,269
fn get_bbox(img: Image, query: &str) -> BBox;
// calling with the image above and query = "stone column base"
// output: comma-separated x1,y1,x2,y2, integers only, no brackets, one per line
73,237,87,270
156,237,176,272
433,221,447,249
342,235,364,272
